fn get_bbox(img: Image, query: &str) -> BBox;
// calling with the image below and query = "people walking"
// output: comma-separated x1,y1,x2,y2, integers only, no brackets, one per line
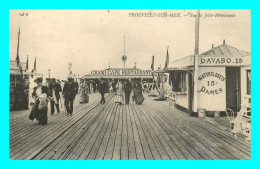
133,78,144,104
80,79,89,104
29,77,50,125
62,75,77,116
109,81,113,93
49,78,62,115
75,79,79,94
115,79,124,105
124,79,132,104
99,77,107,104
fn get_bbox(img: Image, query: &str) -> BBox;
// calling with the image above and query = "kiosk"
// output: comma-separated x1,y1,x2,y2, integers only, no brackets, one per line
166,41,251,114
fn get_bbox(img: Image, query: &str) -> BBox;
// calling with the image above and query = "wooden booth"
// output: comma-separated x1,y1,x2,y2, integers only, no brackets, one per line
10,60,42,110
165,42,251,114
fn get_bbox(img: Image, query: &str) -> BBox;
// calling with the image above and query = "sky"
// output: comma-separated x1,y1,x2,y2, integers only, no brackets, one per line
9,10,251,80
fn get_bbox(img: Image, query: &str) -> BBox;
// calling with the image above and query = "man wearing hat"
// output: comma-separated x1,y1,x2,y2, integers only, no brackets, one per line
99,77,107,104
62,75,77,116
49,78,62,115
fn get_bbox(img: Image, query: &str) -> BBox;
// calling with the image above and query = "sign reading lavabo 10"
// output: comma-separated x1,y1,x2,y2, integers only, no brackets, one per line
199,56,244,66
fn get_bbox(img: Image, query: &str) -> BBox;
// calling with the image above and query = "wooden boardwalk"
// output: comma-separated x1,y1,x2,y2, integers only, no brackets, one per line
9,92,251,160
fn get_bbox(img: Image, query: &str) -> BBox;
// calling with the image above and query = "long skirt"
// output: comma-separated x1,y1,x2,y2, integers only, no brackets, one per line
80,92,88,103
37,108,48,125
115,94,124,104
125,92,131,104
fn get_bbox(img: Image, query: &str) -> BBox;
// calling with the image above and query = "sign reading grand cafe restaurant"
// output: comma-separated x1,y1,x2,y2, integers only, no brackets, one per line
90,69,152,77
85,68,153,82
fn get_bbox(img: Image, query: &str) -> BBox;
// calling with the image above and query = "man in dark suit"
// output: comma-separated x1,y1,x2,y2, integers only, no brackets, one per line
49,78,62,115
62,75,77,116
99,77,107,104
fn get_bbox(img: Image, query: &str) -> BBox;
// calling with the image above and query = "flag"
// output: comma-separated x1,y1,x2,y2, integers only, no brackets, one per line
32,57,37,73
151,55,154,71
31,57,37,78
16,27,23,75
164,46,169,69
15,55,23,75
25,55,29,72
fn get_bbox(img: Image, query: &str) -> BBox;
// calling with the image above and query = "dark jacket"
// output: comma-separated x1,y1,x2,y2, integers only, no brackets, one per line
124,81,132,93
99,82,107,94
49,83,62,100
32,86,50,98
62,82,77,98
75,81,79,93
133,82,142,95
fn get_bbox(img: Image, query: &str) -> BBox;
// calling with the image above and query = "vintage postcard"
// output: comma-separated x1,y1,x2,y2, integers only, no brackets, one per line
9,10,251,160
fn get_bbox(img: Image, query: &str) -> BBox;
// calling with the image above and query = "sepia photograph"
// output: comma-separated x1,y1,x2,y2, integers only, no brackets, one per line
9,9,251,160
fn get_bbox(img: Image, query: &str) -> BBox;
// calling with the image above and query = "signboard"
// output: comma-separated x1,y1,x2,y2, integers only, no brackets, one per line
199,56,245,66
91,69,152,76
197,67,226,111
166,67,193,71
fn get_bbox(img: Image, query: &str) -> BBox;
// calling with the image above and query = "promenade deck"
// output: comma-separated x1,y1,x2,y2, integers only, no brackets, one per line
9,92,251,160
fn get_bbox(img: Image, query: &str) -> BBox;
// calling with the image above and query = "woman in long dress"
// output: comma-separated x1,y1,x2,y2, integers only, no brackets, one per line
124,79,132,104
115,80,124,105
30,77,50,125
80,79,89,103
132,79,143,104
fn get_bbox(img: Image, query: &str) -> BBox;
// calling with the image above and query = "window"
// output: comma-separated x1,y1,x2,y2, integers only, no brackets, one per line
180,72,187,91
247,70,251,95
170,71,187,92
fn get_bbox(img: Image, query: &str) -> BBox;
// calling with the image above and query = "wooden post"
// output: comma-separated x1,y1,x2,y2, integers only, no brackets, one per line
193,10,200,113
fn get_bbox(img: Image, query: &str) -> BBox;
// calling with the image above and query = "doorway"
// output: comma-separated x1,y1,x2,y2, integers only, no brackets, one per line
226,67,241,112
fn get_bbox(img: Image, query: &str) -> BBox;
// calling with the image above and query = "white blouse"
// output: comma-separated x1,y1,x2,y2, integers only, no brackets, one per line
36,87,42,97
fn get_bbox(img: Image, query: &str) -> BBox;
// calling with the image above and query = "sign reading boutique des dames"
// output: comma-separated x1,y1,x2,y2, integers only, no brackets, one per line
91,69,152,76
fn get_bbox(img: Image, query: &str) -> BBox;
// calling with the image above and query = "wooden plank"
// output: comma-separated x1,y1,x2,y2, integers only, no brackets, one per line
103,100,121,159
39,99,109,159
10,94,109,159
151,99,250,159
132,104,164,160
11,104,91,159
173,107,251,150
126,104,137,160
153,105,220,159
129,103,153,160
112,104,123,159
138,103,182,159
86,100,117,159
127,103,145,160
23,99,106,159
64,98,115,159
164,108,237,159
144,99,203,159
10,101,89,147
120,105,129,159
94,101,118,159
9,96,85,136
170,107,250,156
